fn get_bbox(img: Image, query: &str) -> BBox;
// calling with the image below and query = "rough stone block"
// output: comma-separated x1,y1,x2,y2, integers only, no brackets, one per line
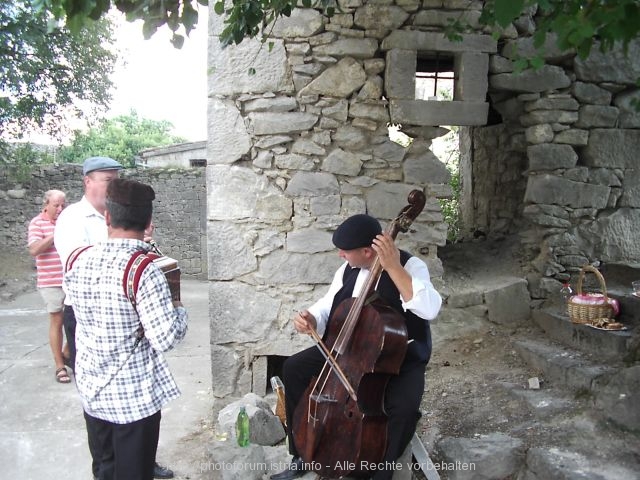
437,433,524,480
483,278,530,326
490,65,571,93
524,174,610,209
527,144,577,170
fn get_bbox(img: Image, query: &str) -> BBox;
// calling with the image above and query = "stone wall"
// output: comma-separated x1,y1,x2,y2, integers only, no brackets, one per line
207,1,640,398
478,16,640,299
0,164,207,277
207,4,475,397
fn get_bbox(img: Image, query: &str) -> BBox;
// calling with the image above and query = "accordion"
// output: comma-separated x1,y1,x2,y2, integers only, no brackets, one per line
153,255,181,301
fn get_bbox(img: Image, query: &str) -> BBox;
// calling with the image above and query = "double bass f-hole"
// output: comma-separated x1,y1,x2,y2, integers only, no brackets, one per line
293,189,426,479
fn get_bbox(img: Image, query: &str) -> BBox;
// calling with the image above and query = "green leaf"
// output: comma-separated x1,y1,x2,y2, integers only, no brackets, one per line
494,0,525,28
171,33,185,49
513,58,529,74
214,2,225,15
142,20,158,40
530,56,544,69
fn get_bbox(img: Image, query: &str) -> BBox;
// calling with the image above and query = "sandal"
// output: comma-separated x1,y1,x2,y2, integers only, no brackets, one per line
55,367,71,384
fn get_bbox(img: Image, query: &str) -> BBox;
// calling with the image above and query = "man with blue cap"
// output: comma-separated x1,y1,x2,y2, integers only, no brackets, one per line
54,157,175,480
55,157,124,373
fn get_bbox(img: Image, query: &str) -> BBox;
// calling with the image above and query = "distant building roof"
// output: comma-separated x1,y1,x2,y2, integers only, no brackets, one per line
139,140,206,158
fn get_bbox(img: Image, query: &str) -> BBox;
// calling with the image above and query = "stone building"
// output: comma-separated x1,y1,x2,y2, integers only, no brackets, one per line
206,2,640,398
138,141,207,169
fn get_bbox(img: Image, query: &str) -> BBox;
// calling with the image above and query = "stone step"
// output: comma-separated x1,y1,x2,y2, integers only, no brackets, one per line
497,381,574,420
518,447,640,480
515,338,640,434
512,338,616,394
531,308,633,361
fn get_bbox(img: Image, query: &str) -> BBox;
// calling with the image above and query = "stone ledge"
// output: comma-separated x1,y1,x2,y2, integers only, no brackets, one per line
531,309,632,361
389,99,488,126
513,338,616,393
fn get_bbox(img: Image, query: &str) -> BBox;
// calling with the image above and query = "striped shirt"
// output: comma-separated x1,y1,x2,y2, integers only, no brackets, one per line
27,212,63,288
64,239,188,424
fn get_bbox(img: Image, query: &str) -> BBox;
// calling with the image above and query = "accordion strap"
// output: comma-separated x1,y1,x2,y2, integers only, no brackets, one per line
66,245,157,309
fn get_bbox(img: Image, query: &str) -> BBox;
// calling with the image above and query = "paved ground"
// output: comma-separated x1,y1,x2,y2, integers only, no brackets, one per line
0,278,212,480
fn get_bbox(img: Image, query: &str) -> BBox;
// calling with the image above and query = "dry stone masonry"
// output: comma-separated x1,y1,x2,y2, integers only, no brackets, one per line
207,1,640,398
0,164,207,278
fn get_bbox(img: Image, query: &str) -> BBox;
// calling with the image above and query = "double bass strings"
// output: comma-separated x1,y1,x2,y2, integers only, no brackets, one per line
300,313,358,402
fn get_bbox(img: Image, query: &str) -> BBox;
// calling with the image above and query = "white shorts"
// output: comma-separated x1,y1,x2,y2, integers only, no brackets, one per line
39,287,65,314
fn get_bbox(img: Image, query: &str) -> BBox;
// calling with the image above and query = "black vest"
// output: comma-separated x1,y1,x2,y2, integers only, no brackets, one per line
328,250,433,368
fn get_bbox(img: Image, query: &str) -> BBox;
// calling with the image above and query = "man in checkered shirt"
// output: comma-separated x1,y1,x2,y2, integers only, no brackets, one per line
64,178,188,480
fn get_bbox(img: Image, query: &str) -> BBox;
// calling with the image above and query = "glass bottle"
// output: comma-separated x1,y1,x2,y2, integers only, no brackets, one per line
236,406,250,447
560,282,573,302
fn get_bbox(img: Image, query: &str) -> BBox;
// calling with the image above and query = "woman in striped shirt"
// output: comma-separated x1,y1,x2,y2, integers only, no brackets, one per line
27,189,69,383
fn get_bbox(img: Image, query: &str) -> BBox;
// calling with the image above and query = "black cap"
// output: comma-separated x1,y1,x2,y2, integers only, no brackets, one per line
332,214,382,250
107,178,155,206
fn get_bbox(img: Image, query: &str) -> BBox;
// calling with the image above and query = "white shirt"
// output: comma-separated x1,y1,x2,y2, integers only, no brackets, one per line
308,257,442,338
54,196,108,305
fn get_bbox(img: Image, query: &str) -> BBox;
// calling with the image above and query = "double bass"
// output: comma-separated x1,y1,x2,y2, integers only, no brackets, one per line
291,190,426,478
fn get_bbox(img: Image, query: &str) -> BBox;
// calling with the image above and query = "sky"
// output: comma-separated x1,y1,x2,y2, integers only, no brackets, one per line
108,9,209,142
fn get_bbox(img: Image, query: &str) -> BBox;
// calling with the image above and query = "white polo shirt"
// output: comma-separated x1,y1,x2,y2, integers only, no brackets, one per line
54,196,108,305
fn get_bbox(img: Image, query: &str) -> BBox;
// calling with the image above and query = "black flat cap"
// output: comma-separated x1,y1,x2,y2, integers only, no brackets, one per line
332,214,382,250
107,178,155,206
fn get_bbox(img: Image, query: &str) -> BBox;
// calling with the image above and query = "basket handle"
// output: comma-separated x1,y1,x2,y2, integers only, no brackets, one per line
576,264,608,299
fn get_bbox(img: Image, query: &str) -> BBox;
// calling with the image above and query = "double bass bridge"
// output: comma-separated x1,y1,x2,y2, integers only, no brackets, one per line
308,393,338,426
310,393,338,404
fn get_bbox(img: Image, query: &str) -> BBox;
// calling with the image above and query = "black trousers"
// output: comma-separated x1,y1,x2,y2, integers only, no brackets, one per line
282,346,425,480
84,410,161,480
62,305,76,372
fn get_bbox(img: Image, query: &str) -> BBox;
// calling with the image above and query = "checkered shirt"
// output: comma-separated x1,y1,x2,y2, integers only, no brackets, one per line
64,238,188,424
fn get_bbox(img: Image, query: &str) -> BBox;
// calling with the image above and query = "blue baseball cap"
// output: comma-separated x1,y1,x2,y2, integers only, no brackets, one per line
82,156,123,176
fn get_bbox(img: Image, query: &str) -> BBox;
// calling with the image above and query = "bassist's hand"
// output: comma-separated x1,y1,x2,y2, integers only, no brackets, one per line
372,232,401,271
294,310,317,335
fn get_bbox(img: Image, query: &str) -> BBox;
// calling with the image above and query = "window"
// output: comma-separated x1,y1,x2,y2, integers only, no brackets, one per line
416,54,455,101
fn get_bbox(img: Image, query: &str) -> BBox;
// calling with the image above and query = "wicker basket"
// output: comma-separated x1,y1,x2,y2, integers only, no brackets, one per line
567,265,615,324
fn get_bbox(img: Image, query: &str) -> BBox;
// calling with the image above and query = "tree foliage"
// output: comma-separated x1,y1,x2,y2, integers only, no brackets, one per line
479,0,640,69
58,110,187,167
1,1,117,142
0,141,57,183
33,0,207,48
36,0,640,59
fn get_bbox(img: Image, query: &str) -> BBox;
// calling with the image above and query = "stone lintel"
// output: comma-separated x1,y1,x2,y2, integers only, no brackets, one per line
390,99,489,126
381,30,497,53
